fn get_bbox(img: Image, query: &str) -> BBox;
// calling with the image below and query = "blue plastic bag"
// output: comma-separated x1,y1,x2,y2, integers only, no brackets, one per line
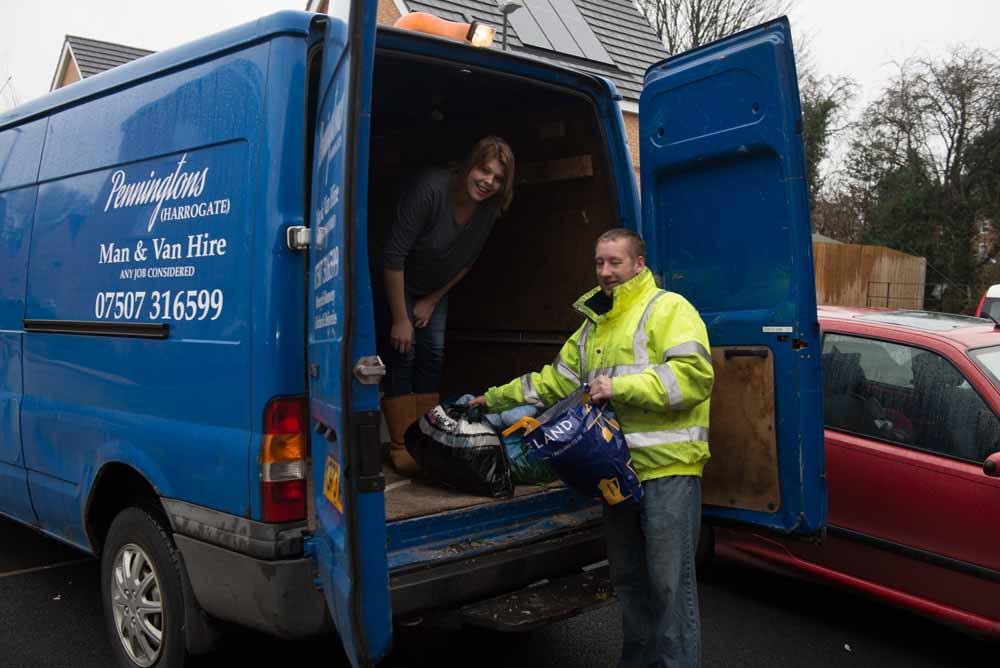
505,388,642,506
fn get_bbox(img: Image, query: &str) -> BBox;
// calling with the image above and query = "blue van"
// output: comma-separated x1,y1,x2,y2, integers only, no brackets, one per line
0,4,824,667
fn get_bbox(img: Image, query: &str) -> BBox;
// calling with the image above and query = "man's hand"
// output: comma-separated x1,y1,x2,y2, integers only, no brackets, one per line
589,376,613,403
468,395,488,408
390,319,414,354
412,296,439,328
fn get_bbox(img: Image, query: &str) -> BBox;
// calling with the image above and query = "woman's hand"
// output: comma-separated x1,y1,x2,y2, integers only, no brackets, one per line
390,319,415,354
468,395,488,408
412,296,439,328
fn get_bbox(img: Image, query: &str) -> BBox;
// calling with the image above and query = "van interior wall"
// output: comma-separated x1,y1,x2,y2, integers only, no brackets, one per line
368,53,618,398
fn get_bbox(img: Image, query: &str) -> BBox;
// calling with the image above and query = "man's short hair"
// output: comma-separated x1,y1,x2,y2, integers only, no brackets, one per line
596,228,646,260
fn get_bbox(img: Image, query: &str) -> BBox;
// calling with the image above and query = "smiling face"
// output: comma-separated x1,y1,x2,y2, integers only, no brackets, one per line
465,158,506,203
595,238,645,295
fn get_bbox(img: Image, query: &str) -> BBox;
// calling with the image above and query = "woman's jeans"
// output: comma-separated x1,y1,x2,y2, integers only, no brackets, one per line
380,293,449,397
603,475,702,668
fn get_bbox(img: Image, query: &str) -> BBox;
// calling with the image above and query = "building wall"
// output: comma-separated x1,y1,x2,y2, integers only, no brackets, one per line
57,62,80,89
974,219,997,261
622,110,641,183
377,0,401,25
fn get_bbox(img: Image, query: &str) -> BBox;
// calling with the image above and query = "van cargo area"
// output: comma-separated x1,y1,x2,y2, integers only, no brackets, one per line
355,39,621,610
359,33,790,590
366,47,616,524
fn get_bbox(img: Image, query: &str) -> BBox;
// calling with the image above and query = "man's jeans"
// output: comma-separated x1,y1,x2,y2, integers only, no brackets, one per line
604,475,702,668
381,294,449,397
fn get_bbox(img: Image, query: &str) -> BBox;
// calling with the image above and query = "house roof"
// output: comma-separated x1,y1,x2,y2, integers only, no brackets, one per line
400,0,668,105
51,35,154,90
65,35,154,77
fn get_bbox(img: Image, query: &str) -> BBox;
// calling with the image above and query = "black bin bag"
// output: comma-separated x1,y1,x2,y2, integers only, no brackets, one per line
404,402,514,498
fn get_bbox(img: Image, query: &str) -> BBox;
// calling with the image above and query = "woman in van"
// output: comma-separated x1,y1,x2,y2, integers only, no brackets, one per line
380,136,515,476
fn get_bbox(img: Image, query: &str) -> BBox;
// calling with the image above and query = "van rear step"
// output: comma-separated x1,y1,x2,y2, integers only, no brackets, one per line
459,566,614,631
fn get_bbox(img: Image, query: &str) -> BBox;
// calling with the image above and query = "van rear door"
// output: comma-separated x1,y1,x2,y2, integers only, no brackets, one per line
639,17,825,534
307,2,390,667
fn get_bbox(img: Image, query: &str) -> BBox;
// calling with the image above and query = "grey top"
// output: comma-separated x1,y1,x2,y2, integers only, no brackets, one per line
382,168,500,296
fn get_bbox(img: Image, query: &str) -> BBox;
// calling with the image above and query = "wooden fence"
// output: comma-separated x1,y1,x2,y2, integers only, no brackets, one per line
813,242,927,309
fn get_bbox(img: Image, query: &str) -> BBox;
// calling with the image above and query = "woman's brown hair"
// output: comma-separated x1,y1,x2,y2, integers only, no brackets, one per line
454,136,516,211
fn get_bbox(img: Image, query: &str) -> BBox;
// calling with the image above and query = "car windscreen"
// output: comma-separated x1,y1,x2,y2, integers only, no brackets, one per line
970,345,1000,389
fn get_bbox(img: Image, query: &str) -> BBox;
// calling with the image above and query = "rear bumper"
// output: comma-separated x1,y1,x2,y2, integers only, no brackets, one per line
390,520,607,618
162,499,328,638
175,534,330,638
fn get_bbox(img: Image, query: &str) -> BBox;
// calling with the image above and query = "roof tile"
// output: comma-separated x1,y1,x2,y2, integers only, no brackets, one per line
400,0,666,102
65,35,153,79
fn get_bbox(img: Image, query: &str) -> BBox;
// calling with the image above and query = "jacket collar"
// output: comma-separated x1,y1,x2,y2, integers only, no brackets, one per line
574,267,657,323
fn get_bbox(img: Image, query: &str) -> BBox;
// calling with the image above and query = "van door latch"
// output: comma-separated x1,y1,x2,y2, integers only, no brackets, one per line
353,356,387,384
286,225,310,251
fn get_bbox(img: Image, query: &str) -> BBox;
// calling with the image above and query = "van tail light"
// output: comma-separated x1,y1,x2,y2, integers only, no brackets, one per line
260,396,308,523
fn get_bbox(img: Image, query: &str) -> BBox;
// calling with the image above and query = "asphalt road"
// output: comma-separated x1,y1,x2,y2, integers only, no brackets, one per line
0,515,992,667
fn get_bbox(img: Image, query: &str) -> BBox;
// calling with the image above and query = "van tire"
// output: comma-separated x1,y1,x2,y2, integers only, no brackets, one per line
101,507,189,668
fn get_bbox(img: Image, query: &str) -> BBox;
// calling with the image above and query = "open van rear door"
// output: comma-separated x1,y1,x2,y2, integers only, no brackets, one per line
639,17,825,534
307,2,390,666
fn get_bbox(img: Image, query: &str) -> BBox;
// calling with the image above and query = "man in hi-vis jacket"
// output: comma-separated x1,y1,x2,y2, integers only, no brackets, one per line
472,229,714,668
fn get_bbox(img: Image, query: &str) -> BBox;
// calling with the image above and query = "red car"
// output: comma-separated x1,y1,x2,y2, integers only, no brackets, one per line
712,306,1000,638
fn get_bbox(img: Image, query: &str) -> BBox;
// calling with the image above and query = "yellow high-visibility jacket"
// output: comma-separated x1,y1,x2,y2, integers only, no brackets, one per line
485,268,713,481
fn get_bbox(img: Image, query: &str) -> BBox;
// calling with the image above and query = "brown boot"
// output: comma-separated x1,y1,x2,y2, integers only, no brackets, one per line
413,392,441,420
383,394,420,477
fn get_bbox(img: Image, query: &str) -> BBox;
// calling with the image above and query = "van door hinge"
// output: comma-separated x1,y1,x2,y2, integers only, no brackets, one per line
353,356,386,384
286,225,310,251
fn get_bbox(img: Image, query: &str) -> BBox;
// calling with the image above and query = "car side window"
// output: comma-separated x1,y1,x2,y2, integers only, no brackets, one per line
822,333,1000,463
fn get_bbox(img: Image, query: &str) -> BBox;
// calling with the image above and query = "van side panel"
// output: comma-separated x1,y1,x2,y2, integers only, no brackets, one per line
21,46,270,548
0,119,46,525
246,35,309,519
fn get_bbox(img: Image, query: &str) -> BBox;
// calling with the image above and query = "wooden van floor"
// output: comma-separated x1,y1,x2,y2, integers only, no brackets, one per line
383,464,563,521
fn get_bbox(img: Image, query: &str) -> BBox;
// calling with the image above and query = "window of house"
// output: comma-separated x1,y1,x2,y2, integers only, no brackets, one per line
823,333,1000,463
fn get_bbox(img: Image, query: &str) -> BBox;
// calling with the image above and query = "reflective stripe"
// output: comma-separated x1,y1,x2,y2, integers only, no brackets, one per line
625,427,710,448
663,341,712,363
586,363,652,380
555,355,580,384
632,290,667,365
578,322,593,376
587,363,683,408
653,363,684,409
521,374,543,407
586,367,614,381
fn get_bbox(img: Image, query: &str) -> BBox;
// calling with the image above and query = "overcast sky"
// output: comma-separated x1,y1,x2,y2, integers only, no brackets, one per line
2,0,999,116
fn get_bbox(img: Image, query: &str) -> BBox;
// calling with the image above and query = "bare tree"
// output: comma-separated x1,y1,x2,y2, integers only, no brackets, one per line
843,48,1000,312
849,49,1000,198
635,0,794,55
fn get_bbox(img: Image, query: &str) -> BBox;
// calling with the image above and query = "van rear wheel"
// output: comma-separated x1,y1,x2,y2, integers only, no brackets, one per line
102,507,188,668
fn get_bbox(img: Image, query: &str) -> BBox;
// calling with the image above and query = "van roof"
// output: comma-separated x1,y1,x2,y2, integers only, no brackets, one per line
2,11,614,134
0,10,316,131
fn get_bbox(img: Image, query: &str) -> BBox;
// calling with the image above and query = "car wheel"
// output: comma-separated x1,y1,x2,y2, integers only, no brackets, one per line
101,507,189,668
